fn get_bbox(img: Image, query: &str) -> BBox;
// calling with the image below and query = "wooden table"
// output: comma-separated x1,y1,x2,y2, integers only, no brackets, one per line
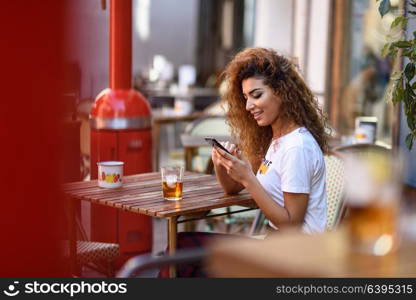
63,171,256,277
207,227,416,277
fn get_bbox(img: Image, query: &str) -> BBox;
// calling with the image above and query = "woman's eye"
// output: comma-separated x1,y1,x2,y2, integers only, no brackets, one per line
253,93,262,99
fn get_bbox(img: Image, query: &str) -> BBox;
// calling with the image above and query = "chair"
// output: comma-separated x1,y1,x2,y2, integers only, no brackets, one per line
76,217,120,277
202,100,227,116
332,142,391,156
180,115,231,173
117,248,208,278
324,152,346,231
249,152,347,234
249,209,268,236
65,214,120,277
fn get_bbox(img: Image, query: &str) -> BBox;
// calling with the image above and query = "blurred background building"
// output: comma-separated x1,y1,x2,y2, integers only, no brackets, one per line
63,0,415,186
66,0,409,170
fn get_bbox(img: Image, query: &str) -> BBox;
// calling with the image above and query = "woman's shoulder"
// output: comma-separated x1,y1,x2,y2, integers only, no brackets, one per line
279,128,322,154
280,127,311,146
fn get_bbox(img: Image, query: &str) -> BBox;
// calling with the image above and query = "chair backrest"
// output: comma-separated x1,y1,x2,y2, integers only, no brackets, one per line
327,143,392,230
249,209,267,236
202,101,227,116
181,116,232,173
324,152,346,231
117,248,208,278
184,115,231,136
332,143,391,157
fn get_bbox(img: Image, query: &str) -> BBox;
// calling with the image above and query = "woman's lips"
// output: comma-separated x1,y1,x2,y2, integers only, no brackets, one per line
252,111,263,120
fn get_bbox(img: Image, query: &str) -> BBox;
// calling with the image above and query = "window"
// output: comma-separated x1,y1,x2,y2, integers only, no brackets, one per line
331,0,398,144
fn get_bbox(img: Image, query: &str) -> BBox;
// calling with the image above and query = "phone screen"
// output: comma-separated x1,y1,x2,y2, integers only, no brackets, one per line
204,137,232,155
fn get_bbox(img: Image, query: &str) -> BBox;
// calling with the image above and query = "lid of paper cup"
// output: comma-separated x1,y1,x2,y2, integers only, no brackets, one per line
97,161,124,166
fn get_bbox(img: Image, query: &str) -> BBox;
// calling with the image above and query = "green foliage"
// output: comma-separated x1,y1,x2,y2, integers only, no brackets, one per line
378,0,416,150
406,133,414,149
391,16,408,29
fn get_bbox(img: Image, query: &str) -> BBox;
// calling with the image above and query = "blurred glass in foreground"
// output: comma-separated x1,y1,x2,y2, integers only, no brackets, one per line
344,151,401,256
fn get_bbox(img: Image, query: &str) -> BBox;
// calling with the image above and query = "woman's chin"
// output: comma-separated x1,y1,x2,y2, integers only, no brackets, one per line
256,119,268,126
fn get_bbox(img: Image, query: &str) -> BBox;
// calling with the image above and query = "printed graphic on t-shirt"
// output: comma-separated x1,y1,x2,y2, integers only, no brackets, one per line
258,158,272,174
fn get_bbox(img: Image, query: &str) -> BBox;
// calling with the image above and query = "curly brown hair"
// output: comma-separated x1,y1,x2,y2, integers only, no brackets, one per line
221,47,330,169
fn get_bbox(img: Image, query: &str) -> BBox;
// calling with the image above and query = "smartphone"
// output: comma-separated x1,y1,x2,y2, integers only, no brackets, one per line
204,137,232,155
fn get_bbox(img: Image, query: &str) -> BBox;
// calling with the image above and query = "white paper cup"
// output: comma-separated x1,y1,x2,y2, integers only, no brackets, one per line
97,161,124,188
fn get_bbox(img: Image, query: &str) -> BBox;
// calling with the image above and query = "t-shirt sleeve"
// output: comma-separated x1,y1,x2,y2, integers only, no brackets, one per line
279,145,313,194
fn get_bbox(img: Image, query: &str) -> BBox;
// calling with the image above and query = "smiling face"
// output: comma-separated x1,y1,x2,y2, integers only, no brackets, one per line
242,77,282,127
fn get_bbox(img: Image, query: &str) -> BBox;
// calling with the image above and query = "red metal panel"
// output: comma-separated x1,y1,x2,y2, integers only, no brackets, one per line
90,130,118,179
91,129,153,256
118,131,152,174
90,130,118,243
90,204,119,244
0,0,67,276
118,211,152,253
62,120,82,182
110,0,132,90
117,130,153,253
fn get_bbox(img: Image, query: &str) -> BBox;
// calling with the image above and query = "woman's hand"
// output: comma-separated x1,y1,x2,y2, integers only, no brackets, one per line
211,141,237,168
212,142,254,186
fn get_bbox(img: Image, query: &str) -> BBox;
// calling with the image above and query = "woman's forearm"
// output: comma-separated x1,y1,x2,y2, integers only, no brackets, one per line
242,174,294,227
214,164,244,195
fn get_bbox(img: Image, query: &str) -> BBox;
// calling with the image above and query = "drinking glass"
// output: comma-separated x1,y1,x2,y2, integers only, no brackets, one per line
344,152,400,256
161,166,184,201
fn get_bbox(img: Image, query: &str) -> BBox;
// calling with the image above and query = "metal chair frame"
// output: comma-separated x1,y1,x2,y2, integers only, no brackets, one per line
117,248,208,278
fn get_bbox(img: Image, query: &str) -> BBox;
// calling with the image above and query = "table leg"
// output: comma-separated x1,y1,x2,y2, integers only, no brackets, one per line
68,196,77,276
167,216,178,278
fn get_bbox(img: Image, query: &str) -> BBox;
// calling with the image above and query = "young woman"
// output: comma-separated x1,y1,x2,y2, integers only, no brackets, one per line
212,47,329,234
160,48,329,277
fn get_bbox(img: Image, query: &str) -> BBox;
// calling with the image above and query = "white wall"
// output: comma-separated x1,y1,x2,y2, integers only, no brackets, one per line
253,0,294,55
305,0,331,106
293,0,309,72
253,0,331,108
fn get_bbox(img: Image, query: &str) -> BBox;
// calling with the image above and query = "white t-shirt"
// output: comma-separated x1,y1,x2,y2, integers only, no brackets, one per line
256,127,327,234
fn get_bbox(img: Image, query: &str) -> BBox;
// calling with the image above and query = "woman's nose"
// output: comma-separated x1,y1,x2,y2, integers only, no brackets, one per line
246,98,254,111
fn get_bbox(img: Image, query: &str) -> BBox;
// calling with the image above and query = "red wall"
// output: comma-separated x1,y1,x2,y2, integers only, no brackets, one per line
0,1,68,276
66,0,110,99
